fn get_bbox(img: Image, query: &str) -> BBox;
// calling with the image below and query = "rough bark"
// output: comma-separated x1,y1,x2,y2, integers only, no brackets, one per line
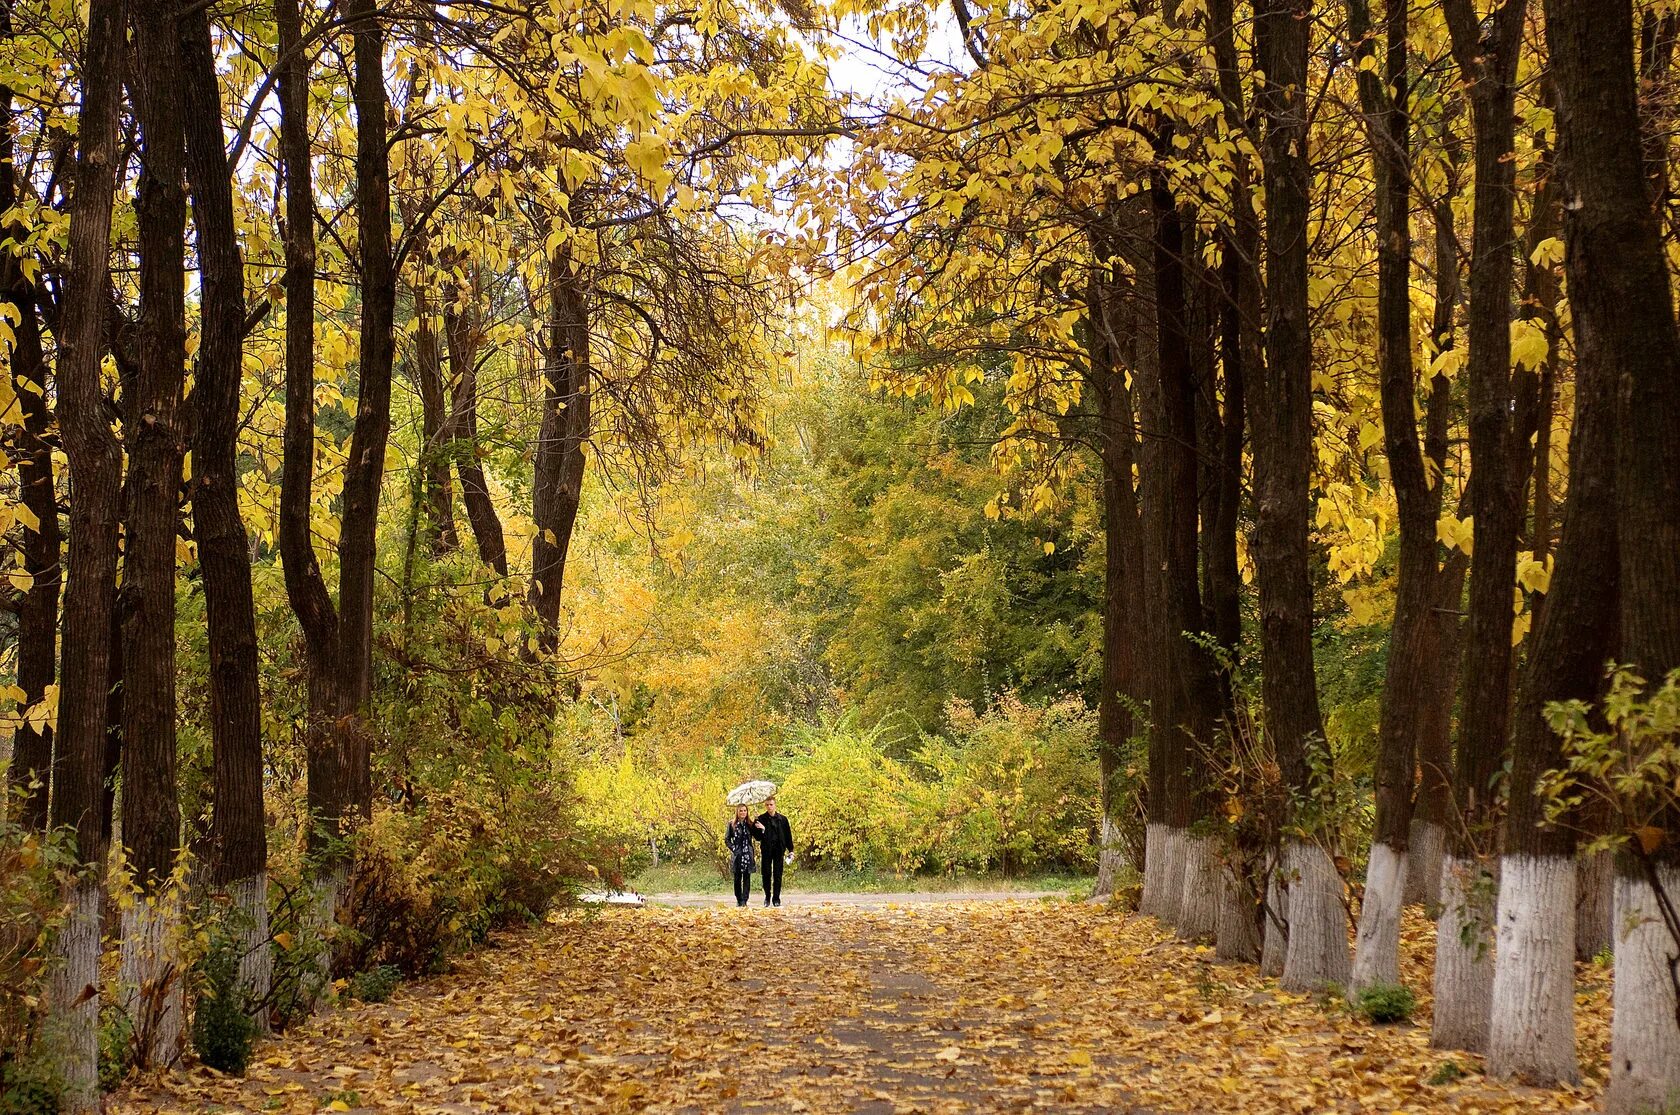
1254,0,1347,992
528,244,592,656
1544,0,1680,1107
444,293,507,575
181,2,270,1024
1432,0,1527,1053
48,0,127,1102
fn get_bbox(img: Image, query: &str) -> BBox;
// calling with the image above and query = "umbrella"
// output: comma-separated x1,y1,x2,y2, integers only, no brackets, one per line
727,780,777,806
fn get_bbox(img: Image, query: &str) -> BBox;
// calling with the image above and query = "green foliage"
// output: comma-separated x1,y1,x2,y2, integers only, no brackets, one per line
915,694,1099,874
189,929,257,1076
1427,1060,1467,1086
780,714,933,873
0,819,70,1086
1352,983,1416,1024
347,966,401,1004
95,1006,131,1093
0,1049,61,1115
1539,666,1680,861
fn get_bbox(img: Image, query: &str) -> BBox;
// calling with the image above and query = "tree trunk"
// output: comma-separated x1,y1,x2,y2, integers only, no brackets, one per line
444,291,508,576
528,243,591,656
1087,238,1145,904
1545,0,1680,1107
120,2,191,1064
1487,135,1620,1085
1347,0,1423,998
1432,0,1527,1053
47,0,127,1102
1253,0,1347,993
0,13,61,829
181,2,270,1025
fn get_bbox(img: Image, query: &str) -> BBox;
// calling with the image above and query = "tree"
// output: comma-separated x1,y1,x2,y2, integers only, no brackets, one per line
46,0,127,1102
1544,0,1680,1107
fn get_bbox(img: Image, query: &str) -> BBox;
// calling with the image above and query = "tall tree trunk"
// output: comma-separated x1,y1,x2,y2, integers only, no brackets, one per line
1140,179,1222,938
444,289,507,576
120,1,190,1065
48,0,127,1102
1208,0,1265,962
1545,0,1680,1108
411,281,458,554
1087,235,1146,904
1348,0,1423,998
528,243,591,657
1253,0,1347,993
181,2,270,1026
1433,0,1527,1053
0,6,61,830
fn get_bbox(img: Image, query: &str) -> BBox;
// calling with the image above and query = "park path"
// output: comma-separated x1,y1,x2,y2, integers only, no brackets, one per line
117,899,1605,1114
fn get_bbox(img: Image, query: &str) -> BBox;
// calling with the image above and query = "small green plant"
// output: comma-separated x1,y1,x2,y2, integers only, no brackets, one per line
0,1048,64,1115
97,1005,133,1092
347,965,401,1004
1352,982,1416,1024
191,930,258,1075
1593,945,1614,969
322,1088,361,1109
1427,1059,1466,1086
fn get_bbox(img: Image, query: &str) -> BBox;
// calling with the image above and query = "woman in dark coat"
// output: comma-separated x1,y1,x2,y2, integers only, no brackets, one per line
723,805,763,907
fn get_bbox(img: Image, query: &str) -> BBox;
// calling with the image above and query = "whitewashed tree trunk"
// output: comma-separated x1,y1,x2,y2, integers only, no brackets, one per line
1404,819,1445,907
1349,842,1407,995
1178,834,1219,941
119,895,185,1067
1215,860,1262,962
1487,854,1579,1084
302,865,347,1007
52,879,103,1113
1431,855,1496,1052
1280,840,1351,992
1575,849,1615,963
1091,814,1126,902
1261,863,1289,977
1606,861,1680,1115
1140,822,1169,917
229,872,273,1031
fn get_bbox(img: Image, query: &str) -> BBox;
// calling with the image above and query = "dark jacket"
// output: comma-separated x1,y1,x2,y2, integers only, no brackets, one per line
755,811,793,857
724,818,758,871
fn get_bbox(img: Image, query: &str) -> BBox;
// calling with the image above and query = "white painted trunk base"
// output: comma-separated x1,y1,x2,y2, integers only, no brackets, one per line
302,866,347,1008
1487,854,1579,1084
1215,860,1262,962
1157,827,1188,929
229,872,273,1032
1261,864,1289,977
1431,855,1496,1053
1140,823,1169,918
1403,820,1445,908
1280,840,1351,993
119,896,185,1067
52,879,102,1113
1607,862,1680,1115
1091,815,1125,902
1349,842,1407,995
1575,850,1614,963
1177,835,1219,941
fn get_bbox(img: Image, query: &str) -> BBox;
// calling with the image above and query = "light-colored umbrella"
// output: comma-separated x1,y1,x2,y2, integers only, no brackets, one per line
726,780,777,806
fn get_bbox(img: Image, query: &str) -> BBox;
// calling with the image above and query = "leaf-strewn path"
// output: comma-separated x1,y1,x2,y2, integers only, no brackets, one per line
118,900,1606,1113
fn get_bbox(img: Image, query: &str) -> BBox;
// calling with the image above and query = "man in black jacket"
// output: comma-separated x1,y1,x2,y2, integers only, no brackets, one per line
754,797,793,907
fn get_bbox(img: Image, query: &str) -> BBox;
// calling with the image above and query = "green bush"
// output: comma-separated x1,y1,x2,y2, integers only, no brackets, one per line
779,715,934,872
96,1006,131,1093
190,929,258,1075
0,819,72,1091
347,965,401,1004
0,1048,62,1115
1353,982,1417,1024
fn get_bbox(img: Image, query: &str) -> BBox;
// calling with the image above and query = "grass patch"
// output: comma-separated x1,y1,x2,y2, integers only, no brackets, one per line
629,862,1091,896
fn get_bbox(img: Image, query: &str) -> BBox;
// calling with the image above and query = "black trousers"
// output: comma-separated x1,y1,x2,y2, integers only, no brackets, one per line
732,865,752,905
761,854,784,903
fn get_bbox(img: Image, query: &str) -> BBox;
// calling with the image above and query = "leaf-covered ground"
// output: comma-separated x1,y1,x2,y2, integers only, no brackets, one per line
117,900,1607,1113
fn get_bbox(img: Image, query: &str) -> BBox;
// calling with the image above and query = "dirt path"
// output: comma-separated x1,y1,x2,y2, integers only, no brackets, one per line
644,890,1066,908
118,902,1603,1114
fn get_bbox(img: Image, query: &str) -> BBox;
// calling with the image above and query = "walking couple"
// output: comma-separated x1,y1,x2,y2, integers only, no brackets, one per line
724,797,793,907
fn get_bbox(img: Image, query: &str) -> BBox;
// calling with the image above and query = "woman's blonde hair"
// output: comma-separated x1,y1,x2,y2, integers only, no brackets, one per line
734,803,749,819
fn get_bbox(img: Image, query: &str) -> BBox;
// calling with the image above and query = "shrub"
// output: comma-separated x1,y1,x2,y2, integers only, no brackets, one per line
190,929,258,1075
779,716,934,872
1353,982,1417,1024
0,820,72,1083
96,1006,132,1092
0,1046,61,1115
347,965,401,1004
